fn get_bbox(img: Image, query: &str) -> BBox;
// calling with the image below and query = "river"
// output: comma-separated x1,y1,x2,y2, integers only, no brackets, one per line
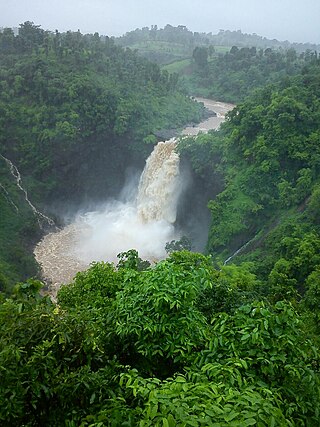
182,98,235,134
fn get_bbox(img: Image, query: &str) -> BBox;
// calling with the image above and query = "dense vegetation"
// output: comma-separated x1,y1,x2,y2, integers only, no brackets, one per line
117,24,319,103
0,22,203,287
179,63,320,311
180,46,318,103
1,250,319,426
0,158,40,286
1,22,320,426
117,25,320,63
0,22,203,200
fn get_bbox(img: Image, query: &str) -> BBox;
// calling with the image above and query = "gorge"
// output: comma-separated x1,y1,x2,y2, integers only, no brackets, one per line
34,99,234,296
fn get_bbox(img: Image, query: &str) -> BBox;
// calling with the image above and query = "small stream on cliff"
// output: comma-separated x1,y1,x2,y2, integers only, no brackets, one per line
34,98,234,297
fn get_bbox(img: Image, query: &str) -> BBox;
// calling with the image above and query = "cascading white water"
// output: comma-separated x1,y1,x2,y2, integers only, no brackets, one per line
0,154,55,229
34,139,182,294
137,139,181,223
75,139,182,261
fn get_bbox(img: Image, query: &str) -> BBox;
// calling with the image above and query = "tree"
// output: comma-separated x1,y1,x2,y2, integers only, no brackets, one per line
192,46,208,67
114,252,211,375
0,28,15,53
17,21,44,52
230,45,239,55
165,236,192,253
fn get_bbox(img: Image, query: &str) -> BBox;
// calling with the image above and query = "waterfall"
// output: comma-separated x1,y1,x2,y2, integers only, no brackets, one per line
34,140,182,290
74,139,182,263
0,154,55,229
223,238,254,265
137,139,180,223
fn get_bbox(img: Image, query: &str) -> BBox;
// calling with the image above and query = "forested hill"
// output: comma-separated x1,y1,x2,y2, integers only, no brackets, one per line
177,45,314,103
115,24,319,104
0,22,203,201
117,25,320,55
0,22,203,286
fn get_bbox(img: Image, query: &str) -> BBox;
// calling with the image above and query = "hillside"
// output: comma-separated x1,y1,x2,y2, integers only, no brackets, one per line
179,63,320,299
116,25,319,103
116,25,320,63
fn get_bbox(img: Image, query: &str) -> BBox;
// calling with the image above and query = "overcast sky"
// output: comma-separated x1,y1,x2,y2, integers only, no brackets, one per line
1,0,320,44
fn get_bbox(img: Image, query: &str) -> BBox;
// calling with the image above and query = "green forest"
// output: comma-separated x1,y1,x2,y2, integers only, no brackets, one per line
117,25,320,61
179,45,317,103
117,25,319,103
1,22,320,426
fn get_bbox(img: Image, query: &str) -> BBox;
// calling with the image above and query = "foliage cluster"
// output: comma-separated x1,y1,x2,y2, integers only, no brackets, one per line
0,251,319,425
180,45,318,103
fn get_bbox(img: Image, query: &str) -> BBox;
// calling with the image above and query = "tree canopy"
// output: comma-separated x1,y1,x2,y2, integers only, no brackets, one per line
1,251,319,425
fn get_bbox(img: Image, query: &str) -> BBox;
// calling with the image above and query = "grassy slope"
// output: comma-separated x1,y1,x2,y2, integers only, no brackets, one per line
124,40,230,66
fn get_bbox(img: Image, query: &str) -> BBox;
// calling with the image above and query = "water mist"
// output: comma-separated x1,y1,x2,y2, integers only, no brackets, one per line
35,139,184,291
74,139,183,262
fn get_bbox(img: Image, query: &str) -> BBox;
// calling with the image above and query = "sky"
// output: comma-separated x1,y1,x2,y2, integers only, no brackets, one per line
1,0,320,44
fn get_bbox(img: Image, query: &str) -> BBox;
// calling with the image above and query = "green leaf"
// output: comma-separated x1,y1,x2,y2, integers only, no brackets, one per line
244,419,256,426
90,392,96,404
163,419,169,427
241,333,251,341
224,411,238,422
175,375,186,383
